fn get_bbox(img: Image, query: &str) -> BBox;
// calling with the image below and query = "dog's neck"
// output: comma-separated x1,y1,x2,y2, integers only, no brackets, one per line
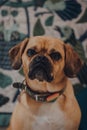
26,83,66,103
23,75,67,103
13,78,67,103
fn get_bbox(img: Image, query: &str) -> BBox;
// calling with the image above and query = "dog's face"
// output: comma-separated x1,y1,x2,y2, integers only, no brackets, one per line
9,36,83,92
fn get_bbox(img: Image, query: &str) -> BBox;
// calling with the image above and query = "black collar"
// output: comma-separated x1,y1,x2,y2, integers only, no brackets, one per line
13,81,66,103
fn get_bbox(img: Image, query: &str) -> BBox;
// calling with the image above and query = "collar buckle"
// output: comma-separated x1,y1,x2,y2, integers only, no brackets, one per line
34,94,46,102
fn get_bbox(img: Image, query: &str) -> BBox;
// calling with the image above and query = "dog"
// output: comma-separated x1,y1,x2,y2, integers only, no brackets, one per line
7,36,83,130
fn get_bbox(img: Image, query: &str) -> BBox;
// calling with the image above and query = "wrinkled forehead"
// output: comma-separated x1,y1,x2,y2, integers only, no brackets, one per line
25,36,64,53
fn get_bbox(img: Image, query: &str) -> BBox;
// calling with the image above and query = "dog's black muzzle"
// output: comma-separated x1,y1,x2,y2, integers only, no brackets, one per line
28,55,53,82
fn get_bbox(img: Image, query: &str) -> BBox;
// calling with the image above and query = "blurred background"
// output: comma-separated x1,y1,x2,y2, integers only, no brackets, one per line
0,0,87,129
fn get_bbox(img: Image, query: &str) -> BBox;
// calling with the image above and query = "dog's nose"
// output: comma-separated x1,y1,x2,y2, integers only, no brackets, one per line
35,55,45,62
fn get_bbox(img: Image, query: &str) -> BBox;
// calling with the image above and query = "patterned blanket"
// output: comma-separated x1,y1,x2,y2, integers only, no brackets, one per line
0,0,87,127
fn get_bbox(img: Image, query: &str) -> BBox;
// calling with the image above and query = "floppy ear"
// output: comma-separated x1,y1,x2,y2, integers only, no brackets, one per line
64,44,83,77
9,38,29,70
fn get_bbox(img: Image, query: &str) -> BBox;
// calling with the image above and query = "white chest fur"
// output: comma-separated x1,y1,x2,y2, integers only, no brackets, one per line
31,102,67,130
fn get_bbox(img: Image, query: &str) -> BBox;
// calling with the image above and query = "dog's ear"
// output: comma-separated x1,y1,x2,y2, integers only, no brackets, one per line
9,38,29,70
64,44,83,77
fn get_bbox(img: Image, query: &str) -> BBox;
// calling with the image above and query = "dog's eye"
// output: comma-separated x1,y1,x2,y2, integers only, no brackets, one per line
50,52,61,61
27,49,37,57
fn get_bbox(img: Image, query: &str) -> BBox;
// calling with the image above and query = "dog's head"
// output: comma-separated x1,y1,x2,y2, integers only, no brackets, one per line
9,36,83,92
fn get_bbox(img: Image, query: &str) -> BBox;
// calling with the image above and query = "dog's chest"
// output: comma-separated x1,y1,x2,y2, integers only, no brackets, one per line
31,103,67,130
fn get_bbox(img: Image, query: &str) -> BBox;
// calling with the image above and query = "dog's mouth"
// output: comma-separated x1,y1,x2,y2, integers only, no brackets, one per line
28,65,53,82
28,56,53,82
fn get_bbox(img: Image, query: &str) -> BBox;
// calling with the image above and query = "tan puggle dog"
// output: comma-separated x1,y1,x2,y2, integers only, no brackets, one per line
8,36,83,130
